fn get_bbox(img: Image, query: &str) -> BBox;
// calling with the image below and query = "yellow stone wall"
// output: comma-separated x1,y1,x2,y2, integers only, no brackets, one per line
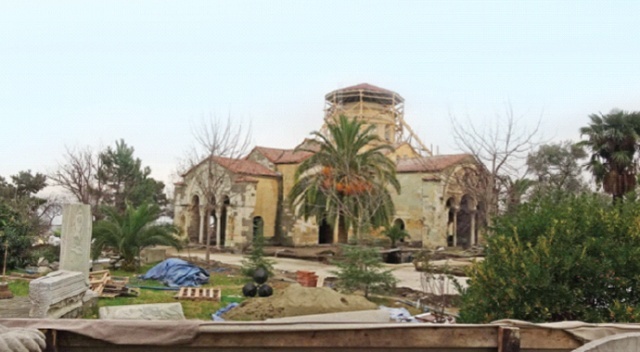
252,177,279,239
277,164,297,200
327,101,397,144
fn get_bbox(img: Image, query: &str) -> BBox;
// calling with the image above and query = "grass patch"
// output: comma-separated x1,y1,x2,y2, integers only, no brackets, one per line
7,279,30,297
89,266,248,320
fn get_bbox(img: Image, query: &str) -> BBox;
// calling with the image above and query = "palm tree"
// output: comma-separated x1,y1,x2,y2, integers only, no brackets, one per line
289,115,401,243
92,203,182,271
578,110,640,202
382,224,410,248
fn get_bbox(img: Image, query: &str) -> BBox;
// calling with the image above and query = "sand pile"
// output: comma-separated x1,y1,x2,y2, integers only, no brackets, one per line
223,285,377,321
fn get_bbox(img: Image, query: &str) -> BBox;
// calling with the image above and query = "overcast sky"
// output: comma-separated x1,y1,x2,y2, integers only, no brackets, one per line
2,1,639,191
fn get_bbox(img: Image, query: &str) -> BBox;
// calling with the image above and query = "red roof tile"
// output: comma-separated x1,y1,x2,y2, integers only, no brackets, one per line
251,146,315,164
234,176,259,183
213,156,279,177
182,156,279,178
396,154,474,173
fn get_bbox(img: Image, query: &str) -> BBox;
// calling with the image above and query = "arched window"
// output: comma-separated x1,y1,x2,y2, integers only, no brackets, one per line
252,216,264,243
393,218,405,230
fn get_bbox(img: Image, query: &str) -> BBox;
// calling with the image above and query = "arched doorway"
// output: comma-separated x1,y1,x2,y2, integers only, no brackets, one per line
253,216,264,243
393,218,406,244
189,195,200,243
457,195,473,248
318,217,333,244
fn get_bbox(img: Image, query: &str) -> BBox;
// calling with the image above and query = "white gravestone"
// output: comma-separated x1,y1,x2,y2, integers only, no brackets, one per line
59,204,92,282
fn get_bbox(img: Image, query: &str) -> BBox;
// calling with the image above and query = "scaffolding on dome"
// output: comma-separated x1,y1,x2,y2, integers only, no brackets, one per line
321,83,432,156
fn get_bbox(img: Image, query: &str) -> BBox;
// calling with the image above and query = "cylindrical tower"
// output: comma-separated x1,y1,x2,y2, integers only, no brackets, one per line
324,83,403,144
323,83,431,155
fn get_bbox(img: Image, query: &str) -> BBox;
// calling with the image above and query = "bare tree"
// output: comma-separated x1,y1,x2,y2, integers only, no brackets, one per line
48,146,106,218
450,104,542,221
36,195,63,230
181,116,252,261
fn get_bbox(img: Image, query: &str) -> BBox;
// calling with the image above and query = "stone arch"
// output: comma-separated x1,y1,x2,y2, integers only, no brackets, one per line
318,216,333,244
189,195,201,243
456,194,474,248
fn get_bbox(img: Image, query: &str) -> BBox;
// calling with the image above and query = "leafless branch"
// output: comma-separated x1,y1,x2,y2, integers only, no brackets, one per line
48,145,105,216
450,103,543,219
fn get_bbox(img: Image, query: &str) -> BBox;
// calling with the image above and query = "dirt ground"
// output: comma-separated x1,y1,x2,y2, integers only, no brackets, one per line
223,285,377,321
176,245,474,320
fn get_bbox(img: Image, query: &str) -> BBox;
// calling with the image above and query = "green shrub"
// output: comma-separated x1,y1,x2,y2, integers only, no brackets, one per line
240,233,274,279
331,245,397,298
0,225,33,269
459,193,640,323
382,225,410,248
28,244,60,265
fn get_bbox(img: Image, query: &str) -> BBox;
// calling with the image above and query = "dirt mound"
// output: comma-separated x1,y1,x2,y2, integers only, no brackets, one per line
223,285,377,321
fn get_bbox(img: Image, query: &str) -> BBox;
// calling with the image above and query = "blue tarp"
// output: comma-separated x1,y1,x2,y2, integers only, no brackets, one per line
211,302,240,321
141,258,210,287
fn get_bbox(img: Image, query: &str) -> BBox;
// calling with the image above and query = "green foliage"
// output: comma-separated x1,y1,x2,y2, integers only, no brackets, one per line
289,115,400,243
459,193,640,323
27,244,60,265
88,269,246,320
0,224,32,269
526,141,587,194
92,203,181,272
8,279,30,297
382,224,409,248
331,245,397,298
578,110,640,201
98,140,168,214
0,201,34,269
240,233,274,279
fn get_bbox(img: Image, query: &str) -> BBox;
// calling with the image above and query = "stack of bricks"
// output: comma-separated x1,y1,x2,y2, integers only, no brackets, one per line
296,271,318,287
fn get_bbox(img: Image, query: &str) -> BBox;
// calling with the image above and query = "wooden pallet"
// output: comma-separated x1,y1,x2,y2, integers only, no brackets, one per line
89,270,133,298
175,287,221,301
89,270,111,295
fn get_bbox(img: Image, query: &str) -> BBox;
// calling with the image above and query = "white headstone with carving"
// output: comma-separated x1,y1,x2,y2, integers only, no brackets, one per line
59,204,92,281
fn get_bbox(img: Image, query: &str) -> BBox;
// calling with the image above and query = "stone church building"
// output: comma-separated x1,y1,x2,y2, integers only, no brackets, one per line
173,84,484,249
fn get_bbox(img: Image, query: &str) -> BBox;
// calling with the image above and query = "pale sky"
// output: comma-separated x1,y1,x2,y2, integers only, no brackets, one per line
2,1,639,192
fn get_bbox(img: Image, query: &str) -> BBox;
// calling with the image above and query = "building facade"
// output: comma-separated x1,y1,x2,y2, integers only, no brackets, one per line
173,83,484,248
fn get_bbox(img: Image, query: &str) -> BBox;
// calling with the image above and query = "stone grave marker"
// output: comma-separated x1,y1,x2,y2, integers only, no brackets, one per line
59,204,92,282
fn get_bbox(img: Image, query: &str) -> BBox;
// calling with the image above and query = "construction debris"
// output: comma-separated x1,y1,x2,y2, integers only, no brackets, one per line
89,270,134,298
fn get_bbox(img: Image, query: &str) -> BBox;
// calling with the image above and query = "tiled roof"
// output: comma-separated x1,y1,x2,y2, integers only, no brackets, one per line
213,156,279,177
234,176,259,183
252,146,315,164
396,154,474,173
182,156,279,178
